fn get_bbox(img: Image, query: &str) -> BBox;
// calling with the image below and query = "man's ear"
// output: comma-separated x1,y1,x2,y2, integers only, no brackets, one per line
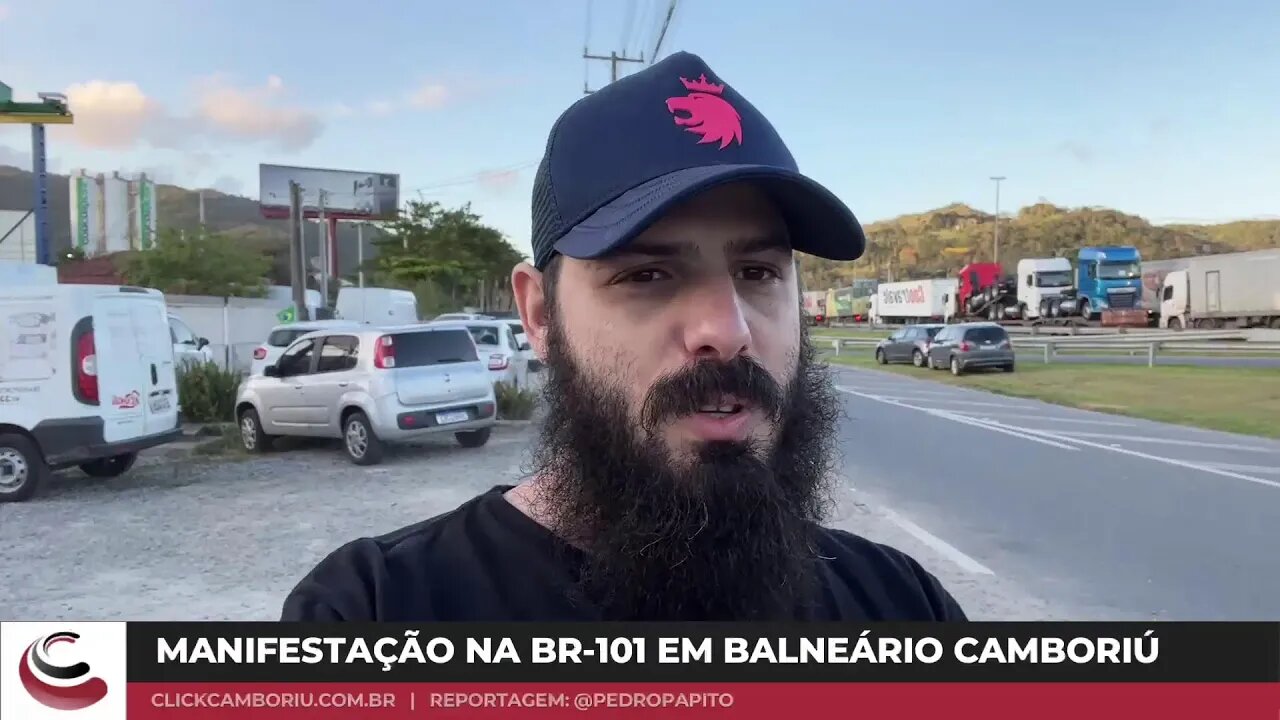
512,262,549,361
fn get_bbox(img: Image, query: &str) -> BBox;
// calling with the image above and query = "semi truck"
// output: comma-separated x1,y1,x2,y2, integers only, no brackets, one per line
874,278,956,325
942,262,1019,322
1140,257,1191,326
1159,250,1280,329
1030,246,1146,326
824,279,876,323
1014,256,1075,321
802,290,827,326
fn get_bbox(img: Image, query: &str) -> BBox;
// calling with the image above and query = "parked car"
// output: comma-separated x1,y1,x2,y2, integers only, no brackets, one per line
429,319,531,389
167,313,214,367
235,323,498,465
925,322,1015,375
250,320,362,376
432,312,493,322
499,317,539,372
874,324,944,367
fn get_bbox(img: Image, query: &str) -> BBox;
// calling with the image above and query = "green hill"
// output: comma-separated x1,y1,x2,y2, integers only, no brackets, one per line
799,202,1280,291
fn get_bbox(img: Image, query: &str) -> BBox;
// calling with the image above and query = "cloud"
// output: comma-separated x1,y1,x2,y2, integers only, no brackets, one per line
56,74,324,153
406,82,450,110
1056,140,1095,164
330,102,355,118
192,74,322,151
0,5,10,22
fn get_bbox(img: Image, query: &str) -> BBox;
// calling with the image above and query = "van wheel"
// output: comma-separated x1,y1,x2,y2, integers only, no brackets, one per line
455,427,492,448
238,408,274,453
0,433,46,503
343,411,384,466
80,452,137,478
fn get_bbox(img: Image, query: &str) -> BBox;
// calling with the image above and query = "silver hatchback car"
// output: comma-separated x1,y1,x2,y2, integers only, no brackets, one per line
925,322,1016,375
235,322,498,465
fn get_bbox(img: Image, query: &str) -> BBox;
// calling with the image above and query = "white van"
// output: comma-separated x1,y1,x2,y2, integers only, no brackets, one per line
335,288,418,325
0,279,183,502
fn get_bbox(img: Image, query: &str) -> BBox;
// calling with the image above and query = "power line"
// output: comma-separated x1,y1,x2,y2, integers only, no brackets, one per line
650,0,679,62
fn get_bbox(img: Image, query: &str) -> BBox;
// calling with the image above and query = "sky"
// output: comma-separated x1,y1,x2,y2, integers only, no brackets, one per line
1,0,1277,259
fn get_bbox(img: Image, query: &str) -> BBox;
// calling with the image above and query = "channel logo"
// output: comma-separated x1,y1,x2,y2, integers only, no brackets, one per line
19,631,109,710
1,621,126,720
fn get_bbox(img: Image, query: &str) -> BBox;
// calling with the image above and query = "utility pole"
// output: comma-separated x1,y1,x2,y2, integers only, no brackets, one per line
318,189,329,308
583,48,644,94
990,176,1006,265
198,189,206,227
288,181,309,321
356,222,365,290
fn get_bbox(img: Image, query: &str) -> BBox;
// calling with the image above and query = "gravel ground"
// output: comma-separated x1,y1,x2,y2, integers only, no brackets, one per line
0,422,1073,621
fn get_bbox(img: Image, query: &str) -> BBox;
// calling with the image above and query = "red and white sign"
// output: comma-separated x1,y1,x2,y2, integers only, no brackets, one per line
0,621,128,720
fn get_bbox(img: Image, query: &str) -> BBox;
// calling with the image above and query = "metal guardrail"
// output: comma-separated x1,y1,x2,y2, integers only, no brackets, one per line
820,335,1280,368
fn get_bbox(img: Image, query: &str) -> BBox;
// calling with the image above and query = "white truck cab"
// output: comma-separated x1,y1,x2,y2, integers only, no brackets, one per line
0,271,183,502
1016,257,1074,320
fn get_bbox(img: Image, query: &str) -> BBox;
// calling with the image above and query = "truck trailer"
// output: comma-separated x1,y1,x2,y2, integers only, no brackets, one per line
1159,250,1280,329
801,290,827,326
874,278,956,325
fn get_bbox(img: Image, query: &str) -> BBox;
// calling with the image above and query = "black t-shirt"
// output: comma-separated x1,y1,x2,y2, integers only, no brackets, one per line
280,485,968,622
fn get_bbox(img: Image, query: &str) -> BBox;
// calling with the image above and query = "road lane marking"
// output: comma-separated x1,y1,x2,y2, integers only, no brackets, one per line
893,397,1036,409
1204,462,1280,476
1051,431,1280,453
983,422,1280,491
837,387,1081,451
956,412,1135,427
881,508,995,576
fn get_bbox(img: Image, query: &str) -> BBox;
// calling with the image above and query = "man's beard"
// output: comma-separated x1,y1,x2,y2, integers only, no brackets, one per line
526,313,843,621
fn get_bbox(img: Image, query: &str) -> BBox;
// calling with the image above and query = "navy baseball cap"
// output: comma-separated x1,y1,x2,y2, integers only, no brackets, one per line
530,51,866,271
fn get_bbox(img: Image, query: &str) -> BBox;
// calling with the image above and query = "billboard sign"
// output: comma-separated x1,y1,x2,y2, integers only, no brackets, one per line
258,164,400,221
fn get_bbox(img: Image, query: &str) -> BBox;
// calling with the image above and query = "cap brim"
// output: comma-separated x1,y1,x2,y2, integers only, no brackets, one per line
551,164,866,266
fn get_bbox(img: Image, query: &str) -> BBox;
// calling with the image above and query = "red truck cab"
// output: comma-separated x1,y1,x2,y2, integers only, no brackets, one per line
957,263,1004,308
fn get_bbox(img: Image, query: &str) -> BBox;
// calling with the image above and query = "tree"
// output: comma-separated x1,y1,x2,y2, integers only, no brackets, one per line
119,228,270,297
367,200,526,315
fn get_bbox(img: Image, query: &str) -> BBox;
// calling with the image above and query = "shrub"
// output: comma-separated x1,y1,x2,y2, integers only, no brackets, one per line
494,381,538,420
176,361,243,423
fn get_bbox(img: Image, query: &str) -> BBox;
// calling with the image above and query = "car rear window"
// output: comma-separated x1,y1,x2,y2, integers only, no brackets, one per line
391,329,478,367
925,327,942,338
466,325,502,347
965,327,1008,343
267,329,308,347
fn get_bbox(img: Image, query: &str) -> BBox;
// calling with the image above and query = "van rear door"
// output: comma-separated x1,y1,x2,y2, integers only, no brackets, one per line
91,291,179,443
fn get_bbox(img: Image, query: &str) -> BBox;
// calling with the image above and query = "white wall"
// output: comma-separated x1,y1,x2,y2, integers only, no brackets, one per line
165,286,326,372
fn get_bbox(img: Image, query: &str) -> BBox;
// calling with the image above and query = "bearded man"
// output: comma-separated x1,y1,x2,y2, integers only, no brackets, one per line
281,52,966,622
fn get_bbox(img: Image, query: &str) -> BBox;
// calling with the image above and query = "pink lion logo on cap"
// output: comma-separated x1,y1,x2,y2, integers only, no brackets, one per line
665,73,743,149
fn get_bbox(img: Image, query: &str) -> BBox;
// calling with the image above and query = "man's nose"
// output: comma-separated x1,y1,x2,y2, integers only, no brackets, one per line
681,277,751,362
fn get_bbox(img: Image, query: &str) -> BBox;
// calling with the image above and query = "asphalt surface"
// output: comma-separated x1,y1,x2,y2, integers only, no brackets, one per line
831,363,1280,620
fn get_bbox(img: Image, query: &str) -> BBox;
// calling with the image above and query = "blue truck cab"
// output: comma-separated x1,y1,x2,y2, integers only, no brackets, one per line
1075,246,1143,319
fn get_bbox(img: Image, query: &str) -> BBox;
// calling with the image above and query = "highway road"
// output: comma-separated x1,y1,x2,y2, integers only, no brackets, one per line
829,364,1280,621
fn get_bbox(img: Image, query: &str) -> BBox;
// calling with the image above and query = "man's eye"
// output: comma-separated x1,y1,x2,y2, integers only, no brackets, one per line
623,269,670,283
738,266,780,282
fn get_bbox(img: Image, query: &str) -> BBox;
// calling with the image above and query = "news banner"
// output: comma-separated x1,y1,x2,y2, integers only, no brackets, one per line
1,622,1278,719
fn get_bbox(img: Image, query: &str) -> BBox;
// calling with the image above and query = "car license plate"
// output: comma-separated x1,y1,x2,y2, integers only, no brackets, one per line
436,410,469,425
149,394,171,412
